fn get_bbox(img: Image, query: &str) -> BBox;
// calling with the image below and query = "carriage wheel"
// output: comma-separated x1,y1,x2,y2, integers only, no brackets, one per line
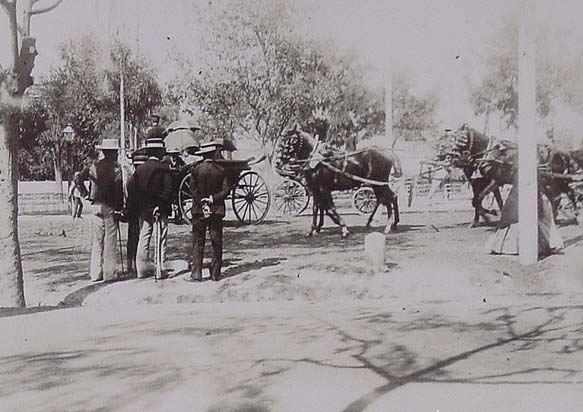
353,186,378,215
231,171,271,224
178,174,194,225
273,178,310,216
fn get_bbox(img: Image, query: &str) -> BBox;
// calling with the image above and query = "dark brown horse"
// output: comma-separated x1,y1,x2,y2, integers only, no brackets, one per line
280,126,402,237
538,144,581,221
446,125,505,227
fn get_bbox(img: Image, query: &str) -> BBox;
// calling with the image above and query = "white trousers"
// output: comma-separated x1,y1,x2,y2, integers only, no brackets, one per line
136,214,168,278
89,204,120,281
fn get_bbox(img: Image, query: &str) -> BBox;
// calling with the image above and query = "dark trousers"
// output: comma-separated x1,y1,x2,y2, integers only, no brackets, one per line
192,215,224,280
71,197,83,218
126,216,140,273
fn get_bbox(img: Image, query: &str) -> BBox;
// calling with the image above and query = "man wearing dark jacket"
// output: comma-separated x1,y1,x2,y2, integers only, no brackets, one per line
124,151,148,275
187,142,231,282
132,131,173,279
74,138,124,282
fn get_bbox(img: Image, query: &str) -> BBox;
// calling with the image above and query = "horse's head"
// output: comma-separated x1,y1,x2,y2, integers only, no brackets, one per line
279,125,317,163
446,125,492,167
305,107,330,142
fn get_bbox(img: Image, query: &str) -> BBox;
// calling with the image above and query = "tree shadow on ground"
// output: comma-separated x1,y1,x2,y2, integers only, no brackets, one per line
0,346,182,412
222,257,286,279
250,304,583,412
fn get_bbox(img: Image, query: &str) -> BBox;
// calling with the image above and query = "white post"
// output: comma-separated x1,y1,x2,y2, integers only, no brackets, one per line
384,49,394,147
518,0,538,264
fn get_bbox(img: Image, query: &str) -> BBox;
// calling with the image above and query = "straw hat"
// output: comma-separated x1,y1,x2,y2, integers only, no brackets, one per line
144,137,165,150
95,138,120,151
195,141,223,155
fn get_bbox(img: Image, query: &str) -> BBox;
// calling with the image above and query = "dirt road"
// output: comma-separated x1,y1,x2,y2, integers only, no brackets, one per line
1,299,582,412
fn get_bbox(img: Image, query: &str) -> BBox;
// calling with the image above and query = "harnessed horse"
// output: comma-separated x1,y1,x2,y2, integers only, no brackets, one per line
280,126,402,237
446,125,505,227
538,144,581,221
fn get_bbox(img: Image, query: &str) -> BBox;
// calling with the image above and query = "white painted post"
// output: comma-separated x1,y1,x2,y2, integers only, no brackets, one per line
518,1,538,264
384,52,394,147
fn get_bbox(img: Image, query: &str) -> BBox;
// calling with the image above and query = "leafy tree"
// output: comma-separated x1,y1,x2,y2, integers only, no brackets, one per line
469,18,558,131
169,0,437,151
0,0,64,307
392,69,439,142
26,36,116,187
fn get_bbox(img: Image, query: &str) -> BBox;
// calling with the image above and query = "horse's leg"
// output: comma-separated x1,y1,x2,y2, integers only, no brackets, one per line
493,187,504,215
307,195,319,237
474,179,500,223
366,202,380,227
470,179,485,228
325,207,349,238
321,191,349,237
390,195,400,232
316,205,325,232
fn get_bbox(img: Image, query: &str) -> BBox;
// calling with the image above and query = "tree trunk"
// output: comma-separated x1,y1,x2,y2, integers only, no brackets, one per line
0,113,25,308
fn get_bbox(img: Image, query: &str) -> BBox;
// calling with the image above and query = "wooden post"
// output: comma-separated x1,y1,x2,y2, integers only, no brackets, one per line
518,0,538,265
384,49,394,147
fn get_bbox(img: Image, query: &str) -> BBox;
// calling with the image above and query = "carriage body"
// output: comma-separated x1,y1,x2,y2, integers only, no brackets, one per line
129,147,271,225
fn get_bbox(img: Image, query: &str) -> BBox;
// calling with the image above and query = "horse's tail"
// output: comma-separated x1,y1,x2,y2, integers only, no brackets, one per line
391,153,403,178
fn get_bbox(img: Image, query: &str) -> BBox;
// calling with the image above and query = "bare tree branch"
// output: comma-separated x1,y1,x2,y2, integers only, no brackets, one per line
0,0,16,9
30,0,63,15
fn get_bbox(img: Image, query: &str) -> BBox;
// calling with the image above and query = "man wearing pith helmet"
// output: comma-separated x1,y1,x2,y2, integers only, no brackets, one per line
132,127,173,279
74,138,124,282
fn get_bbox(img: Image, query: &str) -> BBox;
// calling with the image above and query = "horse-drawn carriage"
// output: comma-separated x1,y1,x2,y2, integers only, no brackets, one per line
271,134,397,217
272,126,403,236
129,134,271,226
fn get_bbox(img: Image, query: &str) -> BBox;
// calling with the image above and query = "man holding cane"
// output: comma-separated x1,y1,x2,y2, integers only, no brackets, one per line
132,129,173,279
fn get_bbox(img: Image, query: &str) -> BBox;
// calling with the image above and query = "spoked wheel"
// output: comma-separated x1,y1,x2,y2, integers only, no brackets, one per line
178,174,194,225
231,171,271,224
273,178,310,216
353,186,378,215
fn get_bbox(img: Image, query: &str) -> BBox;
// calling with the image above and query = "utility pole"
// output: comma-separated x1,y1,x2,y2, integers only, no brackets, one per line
518,0,538,265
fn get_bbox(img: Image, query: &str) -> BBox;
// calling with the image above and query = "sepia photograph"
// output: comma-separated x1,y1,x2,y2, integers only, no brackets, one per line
1,0,582,410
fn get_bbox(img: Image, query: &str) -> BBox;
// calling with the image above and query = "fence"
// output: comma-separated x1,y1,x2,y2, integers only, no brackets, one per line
18,181,70,215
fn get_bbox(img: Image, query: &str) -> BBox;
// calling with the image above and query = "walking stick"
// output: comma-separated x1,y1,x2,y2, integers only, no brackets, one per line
117,223,125,274
154,213,162,280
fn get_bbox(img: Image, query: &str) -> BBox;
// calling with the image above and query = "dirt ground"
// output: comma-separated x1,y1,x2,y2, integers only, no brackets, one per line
5,206,583,412
16,204,583,309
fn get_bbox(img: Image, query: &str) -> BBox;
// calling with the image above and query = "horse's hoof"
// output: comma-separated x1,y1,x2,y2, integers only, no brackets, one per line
341,228,350,238
390,224,398,233
469,221,478,228
306,231,314,237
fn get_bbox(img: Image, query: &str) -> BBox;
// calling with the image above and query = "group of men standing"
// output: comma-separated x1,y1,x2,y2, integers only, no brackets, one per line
74,126,231,283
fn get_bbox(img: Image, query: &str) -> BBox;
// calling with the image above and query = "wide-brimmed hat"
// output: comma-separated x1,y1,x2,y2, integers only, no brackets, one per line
144,137,165,151
96,138,120,151
195,141,223,155
132,153,149,166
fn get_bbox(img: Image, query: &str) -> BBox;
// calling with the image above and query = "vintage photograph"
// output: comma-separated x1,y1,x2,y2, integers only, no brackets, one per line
1,0,582,410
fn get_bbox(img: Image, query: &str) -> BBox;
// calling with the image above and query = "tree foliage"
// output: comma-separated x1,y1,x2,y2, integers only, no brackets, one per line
168,0,438,148
469,19,561,130
17,37,162,180
168,0,379,145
